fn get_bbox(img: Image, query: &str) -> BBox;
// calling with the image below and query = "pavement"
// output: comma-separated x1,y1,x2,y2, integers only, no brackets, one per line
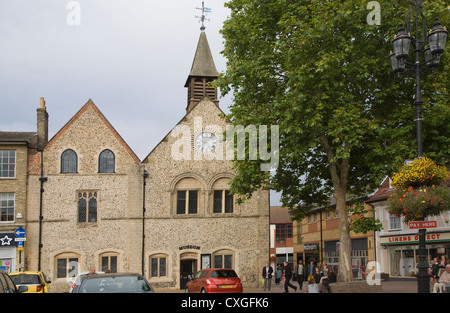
155,278,422,293
242,278,418,293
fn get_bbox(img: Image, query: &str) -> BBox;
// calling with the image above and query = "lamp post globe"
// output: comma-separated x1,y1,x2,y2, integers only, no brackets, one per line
427,18,448,56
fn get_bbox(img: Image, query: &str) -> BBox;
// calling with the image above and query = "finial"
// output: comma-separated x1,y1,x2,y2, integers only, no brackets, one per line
196,1,212,31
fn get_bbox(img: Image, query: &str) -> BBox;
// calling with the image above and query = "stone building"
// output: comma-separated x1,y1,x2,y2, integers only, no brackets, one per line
0,98,46,273
141,30,269,290
21,29,269,291
26,98,143,291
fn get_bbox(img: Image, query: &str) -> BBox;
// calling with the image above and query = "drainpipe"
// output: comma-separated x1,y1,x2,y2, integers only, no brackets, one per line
37,148,47,271
141,170,148,276
320,210,323,264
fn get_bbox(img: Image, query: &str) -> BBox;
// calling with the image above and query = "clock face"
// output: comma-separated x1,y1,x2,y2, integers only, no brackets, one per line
195,132,217,153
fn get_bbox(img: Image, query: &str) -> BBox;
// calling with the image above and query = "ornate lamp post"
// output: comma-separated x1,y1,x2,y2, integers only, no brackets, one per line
389,0,447,293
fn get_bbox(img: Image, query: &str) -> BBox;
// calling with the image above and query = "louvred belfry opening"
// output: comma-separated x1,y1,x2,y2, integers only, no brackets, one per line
185,31,219,113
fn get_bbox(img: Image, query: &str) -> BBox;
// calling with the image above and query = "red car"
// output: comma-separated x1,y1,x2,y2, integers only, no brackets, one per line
185,269,243,293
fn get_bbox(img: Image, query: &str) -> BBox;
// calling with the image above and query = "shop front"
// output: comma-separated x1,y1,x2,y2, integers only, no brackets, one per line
0,232,19,273
380,231,450,278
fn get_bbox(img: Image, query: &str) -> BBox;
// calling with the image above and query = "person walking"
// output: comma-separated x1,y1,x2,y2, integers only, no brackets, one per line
283,261,297,293
262,263,274,291
295,260,306,290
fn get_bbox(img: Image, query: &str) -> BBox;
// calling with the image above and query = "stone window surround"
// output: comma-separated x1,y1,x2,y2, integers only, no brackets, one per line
169,172,239,217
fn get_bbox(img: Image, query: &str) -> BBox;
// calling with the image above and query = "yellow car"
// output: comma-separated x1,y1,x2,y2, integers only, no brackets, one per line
9,271,51,293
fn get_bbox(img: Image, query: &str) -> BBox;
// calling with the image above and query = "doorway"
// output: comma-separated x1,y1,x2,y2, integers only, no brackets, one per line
180,259,197,290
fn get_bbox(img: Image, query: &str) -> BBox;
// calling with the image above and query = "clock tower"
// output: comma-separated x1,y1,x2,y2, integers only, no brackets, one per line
185,29,219,114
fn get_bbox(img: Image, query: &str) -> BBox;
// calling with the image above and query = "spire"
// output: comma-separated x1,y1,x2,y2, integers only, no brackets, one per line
187,31,219,79
185,30,219,113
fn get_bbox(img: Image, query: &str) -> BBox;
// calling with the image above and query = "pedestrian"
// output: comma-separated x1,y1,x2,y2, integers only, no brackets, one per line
262,263,273,291
283,261,297,293
295,260,306,290
319,261,332,293
306,276,319,293
275,267,281,285
430,257,440,286
438,255,448,277
432,264,450,293
314,266,321,284
306,260,315,278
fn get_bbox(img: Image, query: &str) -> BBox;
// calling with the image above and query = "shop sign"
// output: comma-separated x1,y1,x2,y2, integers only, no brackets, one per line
408,221,437,229
0,233,18,247
304,244,318,251
380,232,449,245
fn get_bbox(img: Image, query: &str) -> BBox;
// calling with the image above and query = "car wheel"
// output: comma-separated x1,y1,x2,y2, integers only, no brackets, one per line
201,288,207,293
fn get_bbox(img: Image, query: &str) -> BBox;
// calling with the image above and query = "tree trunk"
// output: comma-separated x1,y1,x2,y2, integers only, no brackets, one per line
335,190,353,282
319,135,353,282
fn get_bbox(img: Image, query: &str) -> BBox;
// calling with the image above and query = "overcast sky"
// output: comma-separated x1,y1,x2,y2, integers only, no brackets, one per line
0,0,282,205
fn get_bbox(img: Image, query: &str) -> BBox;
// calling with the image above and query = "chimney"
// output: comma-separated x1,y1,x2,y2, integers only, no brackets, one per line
37,97,49,149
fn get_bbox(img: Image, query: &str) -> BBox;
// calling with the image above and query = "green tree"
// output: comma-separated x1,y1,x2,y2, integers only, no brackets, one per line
217,0,449,282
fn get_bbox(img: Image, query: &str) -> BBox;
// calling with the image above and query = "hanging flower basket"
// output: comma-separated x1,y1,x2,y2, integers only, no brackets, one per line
388,158,450,223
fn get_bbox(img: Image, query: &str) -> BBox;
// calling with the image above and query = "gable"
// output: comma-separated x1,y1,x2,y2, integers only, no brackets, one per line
142,96,229,163
46,99,139,165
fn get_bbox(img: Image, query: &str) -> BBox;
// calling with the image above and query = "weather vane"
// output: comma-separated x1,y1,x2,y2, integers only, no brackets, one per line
196,1,212,31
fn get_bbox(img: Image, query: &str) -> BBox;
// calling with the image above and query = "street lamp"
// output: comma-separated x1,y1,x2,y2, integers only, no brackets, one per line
390,1,447,293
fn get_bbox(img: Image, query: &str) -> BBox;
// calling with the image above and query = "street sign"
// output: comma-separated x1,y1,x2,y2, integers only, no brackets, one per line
408,221,437,229
14,227,26,238
14,238,26,242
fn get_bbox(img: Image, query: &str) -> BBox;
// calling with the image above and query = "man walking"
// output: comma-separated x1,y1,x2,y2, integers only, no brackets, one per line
295,260,306,290
262,263,274,291
283,261,297,293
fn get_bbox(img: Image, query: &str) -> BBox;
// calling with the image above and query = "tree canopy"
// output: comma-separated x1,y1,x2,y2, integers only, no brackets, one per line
217,0,449,281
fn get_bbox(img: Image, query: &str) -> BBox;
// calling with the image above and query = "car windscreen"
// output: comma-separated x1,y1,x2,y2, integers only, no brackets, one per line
79,276,152,293
10,274,40,285
210,270,238,278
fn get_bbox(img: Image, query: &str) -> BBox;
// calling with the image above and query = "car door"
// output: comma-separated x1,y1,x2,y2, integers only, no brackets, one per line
191,270,206,293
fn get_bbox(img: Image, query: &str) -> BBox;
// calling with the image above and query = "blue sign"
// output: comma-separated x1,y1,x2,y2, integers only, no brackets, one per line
15,227,26,238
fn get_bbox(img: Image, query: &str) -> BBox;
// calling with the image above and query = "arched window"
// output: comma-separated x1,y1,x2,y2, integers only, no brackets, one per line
98,149,115,173
213,249,235,269
61,149,77,173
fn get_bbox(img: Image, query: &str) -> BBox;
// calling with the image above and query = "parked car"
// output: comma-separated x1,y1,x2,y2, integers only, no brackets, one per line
9,271,51,293
72,272,154,293
67,270,105,293
0,269,28,293
185,268,243,293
